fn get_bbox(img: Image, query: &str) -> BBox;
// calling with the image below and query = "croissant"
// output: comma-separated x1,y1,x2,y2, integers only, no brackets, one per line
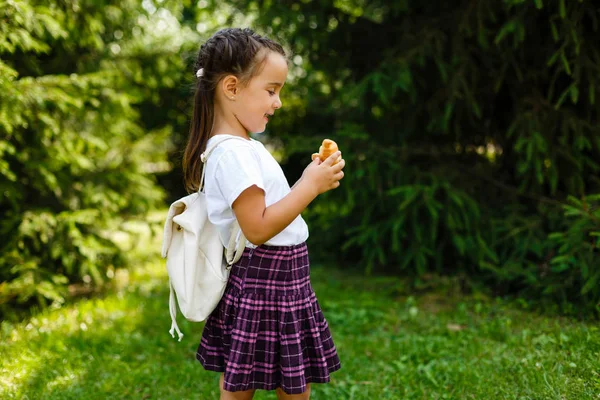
311,139,342,164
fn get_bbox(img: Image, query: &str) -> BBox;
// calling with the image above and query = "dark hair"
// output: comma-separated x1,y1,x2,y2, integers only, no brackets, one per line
182,27,286,193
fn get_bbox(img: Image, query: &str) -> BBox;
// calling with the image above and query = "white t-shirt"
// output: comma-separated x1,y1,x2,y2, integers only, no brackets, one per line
204,134,309,249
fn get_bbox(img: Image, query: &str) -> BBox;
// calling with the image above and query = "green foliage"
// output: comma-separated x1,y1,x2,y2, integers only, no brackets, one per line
0,0,193,317
5,0,598,316
205,0,600,314
547,195,600,303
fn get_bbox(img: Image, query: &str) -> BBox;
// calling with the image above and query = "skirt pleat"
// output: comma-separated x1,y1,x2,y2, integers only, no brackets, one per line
196,242,341,395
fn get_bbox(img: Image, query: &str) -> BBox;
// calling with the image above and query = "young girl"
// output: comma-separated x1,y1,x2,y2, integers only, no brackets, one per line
182,28,344,400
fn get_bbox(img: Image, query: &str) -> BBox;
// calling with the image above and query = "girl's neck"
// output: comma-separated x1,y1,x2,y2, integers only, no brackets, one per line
211,104,251,140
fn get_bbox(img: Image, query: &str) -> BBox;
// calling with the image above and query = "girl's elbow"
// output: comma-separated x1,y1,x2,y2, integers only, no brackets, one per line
247,237,266,247
242,229,266,247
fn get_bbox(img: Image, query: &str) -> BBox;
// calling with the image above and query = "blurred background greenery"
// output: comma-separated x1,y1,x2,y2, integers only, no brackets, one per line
1,0,599,321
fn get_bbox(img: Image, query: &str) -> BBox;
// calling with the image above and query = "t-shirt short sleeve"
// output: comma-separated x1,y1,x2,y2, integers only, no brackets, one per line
213,145,265,208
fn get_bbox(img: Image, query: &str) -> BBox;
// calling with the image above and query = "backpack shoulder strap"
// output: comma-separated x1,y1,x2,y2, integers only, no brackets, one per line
199,136,252,192
225,219,247,265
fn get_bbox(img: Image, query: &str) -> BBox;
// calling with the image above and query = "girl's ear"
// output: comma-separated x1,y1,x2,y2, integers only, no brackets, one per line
221,75,239,99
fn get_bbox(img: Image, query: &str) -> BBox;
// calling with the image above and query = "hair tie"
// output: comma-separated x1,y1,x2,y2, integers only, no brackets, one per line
196,68,204,78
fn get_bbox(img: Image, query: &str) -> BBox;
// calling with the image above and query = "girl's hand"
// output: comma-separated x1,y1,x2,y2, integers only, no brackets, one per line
301,151,345,195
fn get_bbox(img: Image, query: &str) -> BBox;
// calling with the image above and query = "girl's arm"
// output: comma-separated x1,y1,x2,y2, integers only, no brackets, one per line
291,177,303,190
232,152,344,246
232,180,316,245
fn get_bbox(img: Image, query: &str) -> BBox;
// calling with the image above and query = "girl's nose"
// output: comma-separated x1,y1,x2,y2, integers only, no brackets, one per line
273,96,282,109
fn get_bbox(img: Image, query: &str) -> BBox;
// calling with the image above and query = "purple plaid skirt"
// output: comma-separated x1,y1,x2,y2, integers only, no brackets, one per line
196,242,341,394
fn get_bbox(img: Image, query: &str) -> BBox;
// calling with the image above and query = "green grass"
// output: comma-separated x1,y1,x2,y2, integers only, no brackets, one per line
1,220,599,399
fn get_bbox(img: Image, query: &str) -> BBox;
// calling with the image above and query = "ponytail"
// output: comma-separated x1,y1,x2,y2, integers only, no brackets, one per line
182,79,214,193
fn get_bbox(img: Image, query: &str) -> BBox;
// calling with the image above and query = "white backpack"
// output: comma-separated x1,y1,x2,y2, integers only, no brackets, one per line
161,136,249,341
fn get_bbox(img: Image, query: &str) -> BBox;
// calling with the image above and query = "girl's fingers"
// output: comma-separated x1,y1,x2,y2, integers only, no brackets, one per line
325,151,342,165
333,158,345,171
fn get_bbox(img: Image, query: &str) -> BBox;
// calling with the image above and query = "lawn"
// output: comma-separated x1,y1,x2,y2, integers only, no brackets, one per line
1,219,599,399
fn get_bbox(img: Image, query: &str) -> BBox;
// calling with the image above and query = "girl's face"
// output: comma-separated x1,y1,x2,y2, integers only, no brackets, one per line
232,52,288,134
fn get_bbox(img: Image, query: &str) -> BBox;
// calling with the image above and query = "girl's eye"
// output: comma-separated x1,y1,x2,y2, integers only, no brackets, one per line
268,90,276,96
